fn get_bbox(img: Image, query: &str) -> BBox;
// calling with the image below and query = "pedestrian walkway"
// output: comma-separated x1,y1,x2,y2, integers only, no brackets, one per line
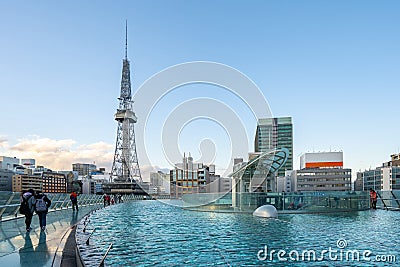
0,204,102,267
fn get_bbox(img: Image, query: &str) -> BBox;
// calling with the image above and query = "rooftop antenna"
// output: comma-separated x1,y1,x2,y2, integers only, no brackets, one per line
125,19,128,60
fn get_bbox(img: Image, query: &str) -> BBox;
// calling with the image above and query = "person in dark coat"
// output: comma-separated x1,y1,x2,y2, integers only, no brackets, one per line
21,189,36,232
34,191,51,230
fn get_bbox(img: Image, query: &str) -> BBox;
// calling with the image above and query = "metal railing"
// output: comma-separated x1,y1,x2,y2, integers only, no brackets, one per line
377,190,400,210
0,192,154,221
182,191,370,213
0,192,104,221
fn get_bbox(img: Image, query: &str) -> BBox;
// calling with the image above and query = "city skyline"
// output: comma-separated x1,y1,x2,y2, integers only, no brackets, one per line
0,1,399,180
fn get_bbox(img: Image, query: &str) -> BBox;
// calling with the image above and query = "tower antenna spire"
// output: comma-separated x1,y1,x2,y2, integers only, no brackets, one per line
125,19,128,60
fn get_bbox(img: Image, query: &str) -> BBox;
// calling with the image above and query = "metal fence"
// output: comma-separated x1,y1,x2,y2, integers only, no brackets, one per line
182,191,371,213
377,190,400,210
0,192,105,221
0,192,149,222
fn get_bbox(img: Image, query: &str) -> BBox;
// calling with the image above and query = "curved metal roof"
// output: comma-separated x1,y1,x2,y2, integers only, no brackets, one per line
228,148,289,178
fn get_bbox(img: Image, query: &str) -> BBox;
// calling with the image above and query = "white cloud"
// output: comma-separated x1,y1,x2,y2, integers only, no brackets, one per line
8,136,114,171
0,136,9,150
4,136,172,180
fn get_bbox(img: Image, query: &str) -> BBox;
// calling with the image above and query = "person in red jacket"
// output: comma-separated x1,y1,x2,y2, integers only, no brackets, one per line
70,191,79,211
369,188,377,209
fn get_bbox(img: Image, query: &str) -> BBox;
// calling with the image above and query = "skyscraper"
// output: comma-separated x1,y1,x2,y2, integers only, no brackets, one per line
254,117,293,177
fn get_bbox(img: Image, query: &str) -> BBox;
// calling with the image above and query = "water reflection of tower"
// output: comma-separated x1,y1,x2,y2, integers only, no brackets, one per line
110,22,142,186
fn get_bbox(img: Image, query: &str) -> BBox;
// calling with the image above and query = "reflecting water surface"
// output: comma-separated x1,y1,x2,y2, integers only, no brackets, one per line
85,200,399,266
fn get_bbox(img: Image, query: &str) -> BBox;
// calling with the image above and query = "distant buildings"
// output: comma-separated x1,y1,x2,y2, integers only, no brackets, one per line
354,172,363,191
357,153,400,191
0,156,20,171
170,154,230,198
276,171,295,193
391,153,400,167
0,169,13,191
0,155,108,194
21,159,35,169
72,163,97,177
12,173,43,192
254,117,293,177
58,171,80,192
150,171,170,194
292,152,352,191
42,172,67,193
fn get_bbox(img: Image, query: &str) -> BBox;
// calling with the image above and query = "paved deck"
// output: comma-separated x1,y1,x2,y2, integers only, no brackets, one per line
0,205,102,267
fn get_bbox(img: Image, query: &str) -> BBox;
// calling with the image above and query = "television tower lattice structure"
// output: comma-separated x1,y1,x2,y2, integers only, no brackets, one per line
110,22,142,184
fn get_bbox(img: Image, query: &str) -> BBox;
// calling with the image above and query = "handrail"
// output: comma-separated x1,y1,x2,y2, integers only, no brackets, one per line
99,243,113,267
390,191,400,208
376,191,388,210
83,218,90,232
86,228,97,245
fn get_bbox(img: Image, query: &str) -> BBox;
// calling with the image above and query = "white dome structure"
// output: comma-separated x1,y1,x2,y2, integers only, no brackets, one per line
253,205,278,218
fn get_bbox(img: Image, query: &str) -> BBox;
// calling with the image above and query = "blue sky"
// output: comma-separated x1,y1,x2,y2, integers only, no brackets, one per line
0,1,399,179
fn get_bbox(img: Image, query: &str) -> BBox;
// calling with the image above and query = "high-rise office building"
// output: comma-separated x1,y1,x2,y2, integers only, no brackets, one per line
254,117,293,177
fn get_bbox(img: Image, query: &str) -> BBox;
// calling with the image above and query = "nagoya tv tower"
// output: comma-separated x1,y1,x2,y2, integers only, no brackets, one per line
110,21,142,185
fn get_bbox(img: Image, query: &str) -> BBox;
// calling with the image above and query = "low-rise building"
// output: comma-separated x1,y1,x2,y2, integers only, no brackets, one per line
294,168,352,191
42,172,67,193
276,170,295,192
12,174,42,192
209,176,231,193
357,154,400,191
150,171,170,194
0,169,14,191
0,156,20,171
82,176,96,194
359,166,400,191
170,153,225,198
294,152,352,191
354,172,364,191
72,163,97,177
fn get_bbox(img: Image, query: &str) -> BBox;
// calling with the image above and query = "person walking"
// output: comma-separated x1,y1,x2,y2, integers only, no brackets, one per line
70,191,79,211
369,188,377,209
34,191,51,231
106,195,111,206
103,194,107,207
20,189,36,232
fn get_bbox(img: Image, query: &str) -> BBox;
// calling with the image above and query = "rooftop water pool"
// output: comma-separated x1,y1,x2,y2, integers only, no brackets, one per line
79,200,399,266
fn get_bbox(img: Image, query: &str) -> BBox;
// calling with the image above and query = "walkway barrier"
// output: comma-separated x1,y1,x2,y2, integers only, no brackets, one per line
0,192,105,222
86,228,97,245
0,192,157,222
182,191,370,213
99,243,113,267
377,190,400,210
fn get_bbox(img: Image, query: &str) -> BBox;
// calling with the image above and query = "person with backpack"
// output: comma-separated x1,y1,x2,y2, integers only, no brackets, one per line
20,189,36,232
70,191,79,211
34,191,51,230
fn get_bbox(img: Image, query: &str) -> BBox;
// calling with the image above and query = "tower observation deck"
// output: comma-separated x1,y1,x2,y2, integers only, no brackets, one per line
108,22,143,193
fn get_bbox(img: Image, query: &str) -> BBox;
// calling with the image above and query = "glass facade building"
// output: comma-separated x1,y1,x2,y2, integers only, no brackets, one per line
254,117,293,177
